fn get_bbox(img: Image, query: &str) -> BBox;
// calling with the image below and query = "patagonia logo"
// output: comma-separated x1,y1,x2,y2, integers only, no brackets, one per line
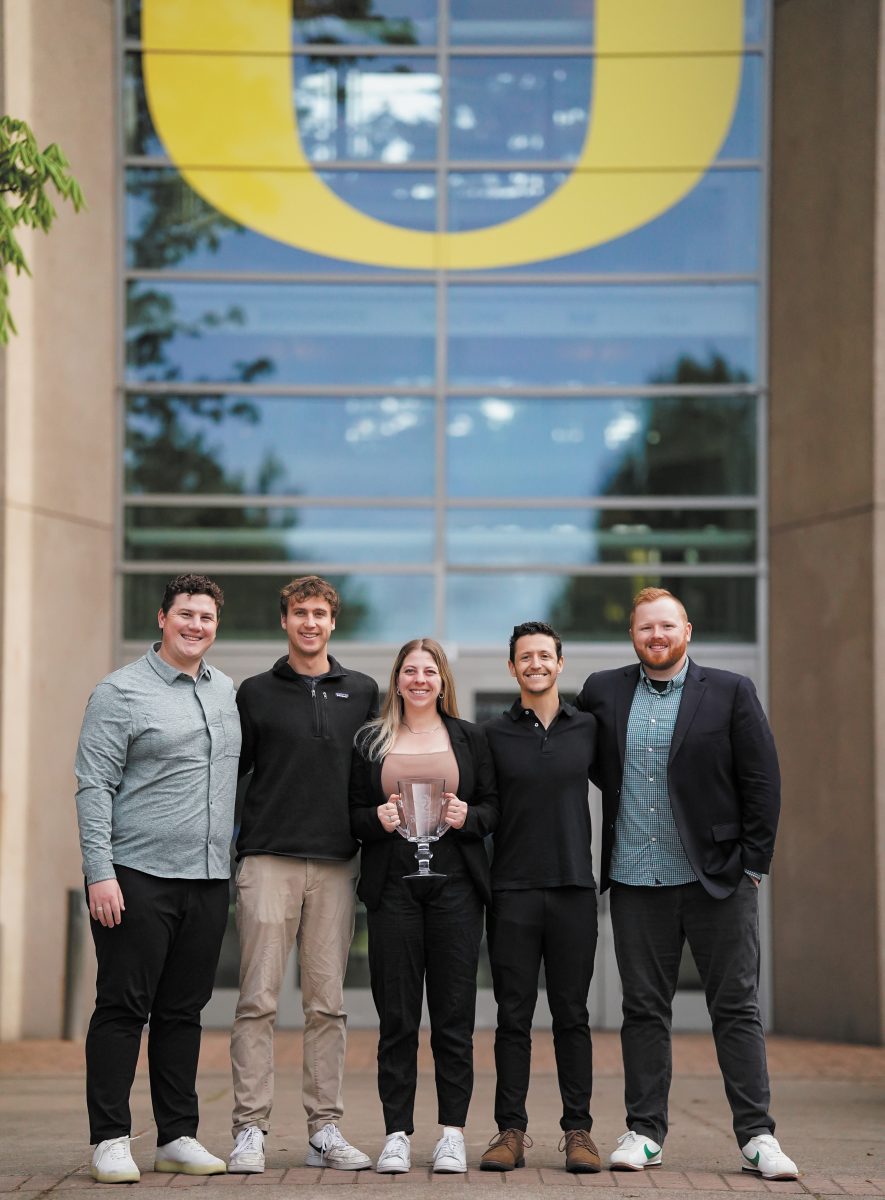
335,692,349,699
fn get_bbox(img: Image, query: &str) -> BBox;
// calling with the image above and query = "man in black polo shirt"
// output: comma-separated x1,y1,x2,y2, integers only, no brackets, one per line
480,621,600,1175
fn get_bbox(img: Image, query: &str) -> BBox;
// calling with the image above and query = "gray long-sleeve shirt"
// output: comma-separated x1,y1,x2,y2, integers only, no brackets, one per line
74,644,241,885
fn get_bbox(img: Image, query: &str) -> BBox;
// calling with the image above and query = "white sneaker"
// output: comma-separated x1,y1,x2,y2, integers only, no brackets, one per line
91,1136,140,1184
229,1126,266,1174
609,1130,663,1171
376,1132,411,1173
741,1134,799,1180
154,1136,227,1175
432,1129,467,1174
306,1123,372,1170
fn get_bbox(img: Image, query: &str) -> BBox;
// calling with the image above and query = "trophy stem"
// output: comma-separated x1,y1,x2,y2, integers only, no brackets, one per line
403,836,446,882
416,837,432,874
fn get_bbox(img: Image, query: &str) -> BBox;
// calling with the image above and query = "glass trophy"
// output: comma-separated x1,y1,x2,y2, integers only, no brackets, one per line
395,778,449,880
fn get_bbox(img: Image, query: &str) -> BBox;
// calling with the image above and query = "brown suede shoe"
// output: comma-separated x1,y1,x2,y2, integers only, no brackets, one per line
480,1129,532,1171
561,1130,602,1174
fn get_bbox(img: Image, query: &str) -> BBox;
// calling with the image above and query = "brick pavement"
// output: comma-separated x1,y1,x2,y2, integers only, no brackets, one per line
1,1171,884,1195
1,1034,882,1199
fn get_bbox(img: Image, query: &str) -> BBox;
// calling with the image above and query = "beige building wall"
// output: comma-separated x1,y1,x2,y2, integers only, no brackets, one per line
0,0,116,1037
769,0,885,1042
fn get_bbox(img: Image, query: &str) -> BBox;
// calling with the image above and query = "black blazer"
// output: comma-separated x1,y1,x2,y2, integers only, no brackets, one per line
349,714,499,910
576,660,780,899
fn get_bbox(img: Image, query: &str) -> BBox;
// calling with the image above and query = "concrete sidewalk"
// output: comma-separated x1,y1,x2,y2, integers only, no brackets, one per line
1,1032,882,1200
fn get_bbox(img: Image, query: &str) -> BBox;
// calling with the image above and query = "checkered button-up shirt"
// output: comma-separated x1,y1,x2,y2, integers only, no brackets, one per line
609,660,697,887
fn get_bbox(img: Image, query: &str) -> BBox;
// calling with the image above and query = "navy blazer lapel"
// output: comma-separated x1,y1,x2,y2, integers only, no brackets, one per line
668,660,706,763
615,666,639,767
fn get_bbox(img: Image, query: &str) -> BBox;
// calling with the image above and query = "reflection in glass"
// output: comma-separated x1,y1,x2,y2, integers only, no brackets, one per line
294,0,437,47
448,58,591,162
128,0,763,51
447,391,756,499
446,509,756,566
125,394,435,497
448,171,568,232
744,0,765,43
124,572,434,641
717,55,763,160
125,0,141,40
294,56,439,162
126,168,434,269
125,505,434,564
125,281,436,387
449,0,592,46
448,169,760,271
124,54,163,157
125,164,760,275
446,574,756,643
127,52,442,165
447,285,758,388
320,170,436,228
126,0,437,49
125,48,761,166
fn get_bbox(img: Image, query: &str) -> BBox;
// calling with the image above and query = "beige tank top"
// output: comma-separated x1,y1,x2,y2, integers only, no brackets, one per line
382,746,464,878
381,748,460,799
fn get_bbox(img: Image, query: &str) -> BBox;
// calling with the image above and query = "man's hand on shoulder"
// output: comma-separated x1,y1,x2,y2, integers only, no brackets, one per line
88,879,125,927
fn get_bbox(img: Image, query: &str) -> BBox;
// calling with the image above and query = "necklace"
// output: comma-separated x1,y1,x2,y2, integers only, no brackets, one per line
402,721,444,735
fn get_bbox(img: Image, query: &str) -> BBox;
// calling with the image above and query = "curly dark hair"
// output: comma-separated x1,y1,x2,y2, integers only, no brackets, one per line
279,575,341,619
509,620,562,662
160,574,225,617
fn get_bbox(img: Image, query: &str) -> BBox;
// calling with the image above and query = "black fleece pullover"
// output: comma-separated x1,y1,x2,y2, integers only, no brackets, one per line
236,654,379,861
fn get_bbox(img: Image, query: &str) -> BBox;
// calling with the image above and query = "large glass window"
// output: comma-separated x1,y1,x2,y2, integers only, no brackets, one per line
121,1,767,649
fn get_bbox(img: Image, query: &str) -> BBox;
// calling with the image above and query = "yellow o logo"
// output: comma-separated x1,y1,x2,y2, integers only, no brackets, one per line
142,0,743,269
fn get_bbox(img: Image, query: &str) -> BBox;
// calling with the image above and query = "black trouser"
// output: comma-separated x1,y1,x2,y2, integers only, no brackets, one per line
610,877,775,1148
367,869,484,1135
488,886,598,1133
85,865,229,1145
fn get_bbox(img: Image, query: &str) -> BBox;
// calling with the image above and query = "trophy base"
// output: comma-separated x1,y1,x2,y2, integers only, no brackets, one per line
402,870,447,892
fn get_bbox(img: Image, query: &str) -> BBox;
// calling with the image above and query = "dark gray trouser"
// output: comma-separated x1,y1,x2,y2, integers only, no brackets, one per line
489,886,598,1133
609,877,775,1148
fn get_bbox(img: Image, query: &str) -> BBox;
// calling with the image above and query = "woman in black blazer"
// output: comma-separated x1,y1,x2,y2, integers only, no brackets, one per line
350,637,498,1176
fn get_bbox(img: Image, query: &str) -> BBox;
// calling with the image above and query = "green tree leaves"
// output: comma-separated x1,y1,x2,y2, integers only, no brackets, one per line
0,115,86,342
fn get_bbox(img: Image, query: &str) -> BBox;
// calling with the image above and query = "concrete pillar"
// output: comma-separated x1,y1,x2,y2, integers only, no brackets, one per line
769,0,885,1042
0,0,115,1037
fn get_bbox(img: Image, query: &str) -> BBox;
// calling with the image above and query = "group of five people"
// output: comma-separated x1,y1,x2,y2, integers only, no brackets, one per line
74,573,799,1184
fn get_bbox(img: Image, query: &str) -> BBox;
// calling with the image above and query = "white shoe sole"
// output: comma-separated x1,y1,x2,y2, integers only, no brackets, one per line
433,1162,467,1174
305,1151,372,1170
90,1167,140,1184
610,1160,662,1171
376,1161,410,1174
742,1167,799,1181
154,1159,226,1175
228,1159,265,1174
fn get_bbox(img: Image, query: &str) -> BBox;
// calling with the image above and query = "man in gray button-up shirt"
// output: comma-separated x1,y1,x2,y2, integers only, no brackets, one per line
74,574,240,1185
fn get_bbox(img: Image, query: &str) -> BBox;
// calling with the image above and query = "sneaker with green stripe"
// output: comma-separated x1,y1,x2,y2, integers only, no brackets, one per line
740,1134,798,1180
609,1130,662,1170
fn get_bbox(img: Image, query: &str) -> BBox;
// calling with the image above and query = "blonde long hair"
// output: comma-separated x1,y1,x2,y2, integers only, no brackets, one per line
356,638,460,762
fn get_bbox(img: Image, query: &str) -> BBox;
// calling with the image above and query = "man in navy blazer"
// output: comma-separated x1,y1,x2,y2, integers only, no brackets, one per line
576,587,798,1181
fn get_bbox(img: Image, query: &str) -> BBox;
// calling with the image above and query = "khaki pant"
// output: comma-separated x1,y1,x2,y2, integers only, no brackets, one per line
230,854,358,1138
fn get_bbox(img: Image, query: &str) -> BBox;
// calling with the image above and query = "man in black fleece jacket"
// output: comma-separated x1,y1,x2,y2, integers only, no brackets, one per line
228,577,379,1175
